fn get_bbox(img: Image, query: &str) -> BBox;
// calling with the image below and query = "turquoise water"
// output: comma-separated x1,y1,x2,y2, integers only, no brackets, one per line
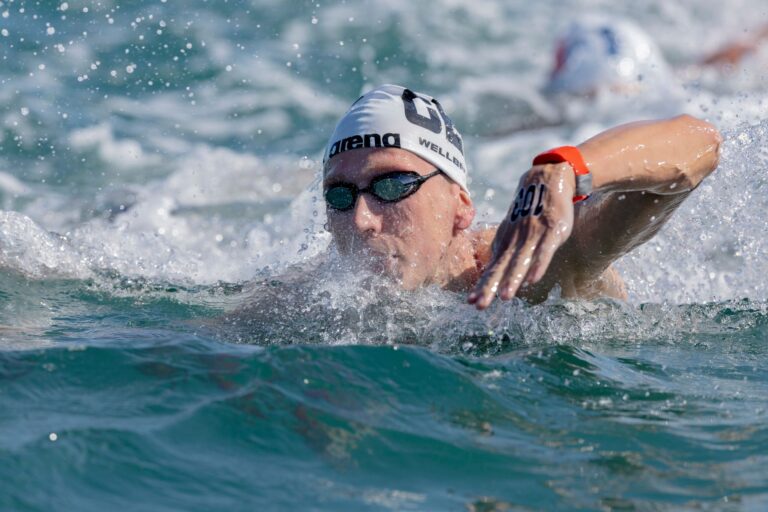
3,281,768,510
2,0,768,510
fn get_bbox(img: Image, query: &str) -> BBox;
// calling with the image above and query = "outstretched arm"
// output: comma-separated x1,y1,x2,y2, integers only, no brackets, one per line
469,114,722,309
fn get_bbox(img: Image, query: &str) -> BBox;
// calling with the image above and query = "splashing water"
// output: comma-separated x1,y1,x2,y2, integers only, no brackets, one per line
1,0,768,510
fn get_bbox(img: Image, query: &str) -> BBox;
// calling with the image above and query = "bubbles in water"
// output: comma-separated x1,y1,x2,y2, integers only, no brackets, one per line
0,0,766,326
617,120,768,303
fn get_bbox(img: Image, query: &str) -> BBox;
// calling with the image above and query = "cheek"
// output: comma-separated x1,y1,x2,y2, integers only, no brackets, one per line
326,209,344,227
326,210,343,233
373,202,414,235
410,198,455,238
326,211,355,249
400,202,454,255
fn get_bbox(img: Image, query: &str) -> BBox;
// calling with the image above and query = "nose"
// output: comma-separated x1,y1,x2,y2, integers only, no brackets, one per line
351,193,382,236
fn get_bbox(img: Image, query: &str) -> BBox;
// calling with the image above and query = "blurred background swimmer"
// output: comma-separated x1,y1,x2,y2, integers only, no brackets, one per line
544,14,673,98
491,14,768,133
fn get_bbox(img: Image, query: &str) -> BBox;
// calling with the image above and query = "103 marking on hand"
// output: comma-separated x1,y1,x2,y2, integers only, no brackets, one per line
510,184,547,222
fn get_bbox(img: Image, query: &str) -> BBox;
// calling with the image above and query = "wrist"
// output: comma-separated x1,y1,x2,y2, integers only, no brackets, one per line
554,162,577,195
532,146,592,202
528,162,575,194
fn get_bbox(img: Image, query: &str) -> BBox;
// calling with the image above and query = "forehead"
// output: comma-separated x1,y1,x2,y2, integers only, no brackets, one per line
324,147,435,184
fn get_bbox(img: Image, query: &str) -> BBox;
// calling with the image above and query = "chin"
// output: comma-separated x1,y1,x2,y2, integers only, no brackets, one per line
391,263,427,291
380,257,411,286
397,276,422,291
351,250,399,278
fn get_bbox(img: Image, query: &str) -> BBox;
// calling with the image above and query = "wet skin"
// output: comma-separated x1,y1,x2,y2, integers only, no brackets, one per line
324,147,479,291
324,115,722,309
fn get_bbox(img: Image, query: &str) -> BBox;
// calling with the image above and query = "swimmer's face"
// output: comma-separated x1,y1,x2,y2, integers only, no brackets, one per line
324,147,473,289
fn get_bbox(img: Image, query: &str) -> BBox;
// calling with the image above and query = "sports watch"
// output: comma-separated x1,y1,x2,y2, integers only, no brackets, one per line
532,146,593,203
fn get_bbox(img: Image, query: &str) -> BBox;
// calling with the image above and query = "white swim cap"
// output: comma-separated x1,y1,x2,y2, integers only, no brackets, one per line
323,84,469,193
544,15,672,96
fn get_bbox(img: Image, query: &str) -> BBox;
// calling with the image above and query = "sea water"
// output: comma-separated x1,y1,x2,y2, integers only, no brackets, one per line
1,0,768,510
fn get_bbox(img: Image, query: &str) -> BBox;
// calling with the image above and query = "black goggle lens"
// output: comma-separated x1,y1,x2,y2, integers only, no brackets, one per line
324,186,355,211
372,175,416,201
325,170,439,211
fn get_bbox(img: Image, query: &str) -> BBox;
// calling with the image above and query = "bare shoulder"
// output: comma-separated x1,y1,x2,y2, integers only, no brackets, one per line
469,225,497,268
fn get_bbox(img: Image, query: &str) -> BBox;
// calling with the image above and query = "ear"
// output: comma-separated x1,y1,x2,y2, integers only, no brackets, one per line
453,184,475,233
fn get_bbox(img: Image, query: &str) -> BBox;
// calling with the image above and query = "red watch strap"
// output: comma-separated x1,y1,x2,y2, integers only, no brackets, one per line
532,145,590,202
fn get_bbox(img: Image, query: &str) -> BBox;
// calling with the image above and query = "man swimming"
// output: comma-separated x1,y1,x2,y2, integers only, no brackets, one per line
322,84,722,309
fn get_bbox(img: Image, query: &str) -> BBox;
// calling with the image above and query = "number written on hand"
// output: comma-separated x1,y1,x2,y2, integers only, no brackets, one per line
510,184,546,222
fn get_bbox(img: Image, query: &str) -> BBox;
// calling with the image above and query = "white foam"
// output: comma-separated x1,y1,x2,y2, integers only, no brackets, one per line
616,120,768,302
0,0,766,308
0,211,91,279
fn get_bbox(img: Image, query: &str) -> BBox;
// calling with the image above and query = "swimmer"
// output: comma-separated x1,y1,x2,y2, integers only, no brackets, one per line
544,15,673,98
468,16,768,135
322,84,722,309
545,15,768,98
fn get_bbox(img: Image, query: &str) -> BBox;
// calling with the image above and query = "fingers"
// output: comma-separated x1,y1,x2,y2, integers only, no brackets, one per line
497,235,542,300
528,232,560,284
469,226,532,309
469,228,562,310
468,246,515,309
468,179,574,309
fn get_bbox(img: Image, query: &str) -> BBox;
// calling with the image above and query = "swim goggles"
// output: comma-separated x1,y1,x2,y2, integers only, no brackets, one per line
324,169,442,211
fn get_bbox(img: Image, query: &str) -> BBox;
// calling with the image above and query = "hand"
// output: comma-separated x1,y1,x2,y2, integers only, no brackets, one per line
468,163,576,309
701,42,756,67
